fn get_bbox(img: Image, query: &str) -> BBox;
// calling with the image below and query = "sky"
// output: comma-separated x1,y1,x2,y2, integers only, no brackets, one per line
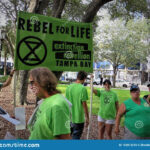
0,12,6,27
0,0,7,27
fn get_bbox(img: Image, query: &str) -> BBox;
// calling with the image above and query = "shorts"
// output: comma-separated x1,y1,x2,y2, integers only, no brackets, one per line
98,115,115,124
70,122,84,139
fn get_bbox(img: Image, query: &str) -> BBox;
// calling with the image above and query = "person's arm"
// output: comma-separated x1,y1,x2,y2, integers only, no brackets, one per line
55,134,71,139
81,87,89,127
115,94,119,114
82,101,89,127
115,103,126,135
147,95,150,104
93,89,101,98
1,70,15,88
115,101,119,114
52,105,71,140
93,89,97,95
91,74,98,95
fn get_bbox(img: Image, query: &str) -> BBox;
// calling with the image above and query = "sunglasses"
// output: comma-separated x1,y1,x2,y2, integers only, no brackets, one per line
28,80,35,86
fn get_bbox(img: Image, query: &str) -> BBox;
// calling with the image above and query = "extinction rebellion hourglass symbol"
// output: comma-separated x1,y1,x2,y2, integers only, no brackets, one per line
17,36,47,66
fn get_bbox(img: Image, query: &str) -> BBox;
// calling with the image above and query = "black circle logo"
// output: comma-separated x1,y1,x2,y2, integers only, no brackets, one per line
17,36,47,66
104,96,110,104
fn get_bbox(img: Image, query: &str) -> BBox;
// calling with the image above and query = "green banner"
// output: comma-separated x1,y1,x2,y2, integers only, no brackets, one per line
15,11,93,72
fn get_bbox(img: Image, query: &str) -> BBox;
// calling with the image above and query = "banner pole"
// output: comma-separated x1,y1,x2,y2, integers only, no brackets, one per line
14,71,16,108
13,71,19,139
87,73,93,139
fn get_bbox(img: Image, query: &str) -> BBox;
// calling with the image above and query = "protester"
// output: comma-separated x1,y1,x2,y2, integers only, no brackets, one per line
66,71,89,139
143,84,150,104
115,85,150,139
148,84,150,103
148,84,150,91
28,67,71,139
93,79,119,139
0,70,15,90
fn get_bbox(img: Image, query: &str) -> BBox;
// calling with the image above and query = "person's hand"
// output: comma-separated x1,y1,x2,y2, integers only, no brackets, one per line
11,115,20,121
115,127,120,135
90,74,94,79
10,69,16,76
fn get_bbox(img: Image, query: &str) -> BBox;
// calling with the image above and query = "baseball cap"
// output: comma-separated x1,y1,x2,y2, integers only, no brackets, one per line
130,85,140,92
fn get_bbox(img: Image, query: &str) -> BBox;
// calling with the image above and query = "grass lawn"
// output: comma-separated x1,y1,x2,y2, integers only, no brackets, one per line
57,84,149,126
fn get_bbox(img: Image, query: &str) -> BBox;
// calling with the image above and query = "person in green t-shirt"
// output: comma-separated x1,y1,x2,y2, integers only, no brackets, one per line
28,67,71,140
66,71,89,139
115,85,150,139
148,84,150,103
143,84,150,104
93,79,119,139
0,69,15,91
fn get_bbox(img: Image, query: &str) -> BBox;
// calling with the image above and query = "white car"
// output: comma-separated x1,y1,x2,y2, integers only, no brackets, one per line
116,80,131,88
93,79,100,85
84,78,100,85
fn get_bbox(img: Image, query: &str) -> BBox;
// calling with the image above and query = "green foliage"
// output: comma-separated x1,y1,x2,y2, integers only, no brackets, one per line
106,0,150,20
95,10,150,68
124,19,150,65
62,0,86,22
0,75,9,83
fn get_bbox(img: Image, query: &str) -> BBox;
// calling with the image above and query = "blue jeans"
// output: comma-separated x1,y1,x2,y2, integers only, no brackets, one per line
71,123,84,139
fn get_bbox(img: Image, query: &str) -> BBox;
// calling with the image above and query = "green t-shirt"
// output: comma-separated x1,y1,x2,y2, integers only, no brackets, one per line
66,83,88,123
124,98,150,137
96,90,118,120
29,94,71,140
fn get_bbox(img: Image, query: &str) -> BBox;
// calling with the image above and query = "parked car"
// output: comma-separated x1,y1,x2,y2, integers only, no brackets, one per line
116,80,131,88
84,78,100,86
66,78,76,82
93,79,100,85
84,78,90,86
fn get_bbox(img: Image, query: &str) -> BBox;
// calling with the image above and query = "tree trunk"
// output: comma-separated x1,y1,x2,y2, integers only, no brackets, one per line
82,0,113,23
51,0,67,78
52,0,66,18
19,71,29,105
5,34,14,60
0,41,1,65
15,0,38,106
141,71,147,85
4,50,7,76
112,65,117,88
